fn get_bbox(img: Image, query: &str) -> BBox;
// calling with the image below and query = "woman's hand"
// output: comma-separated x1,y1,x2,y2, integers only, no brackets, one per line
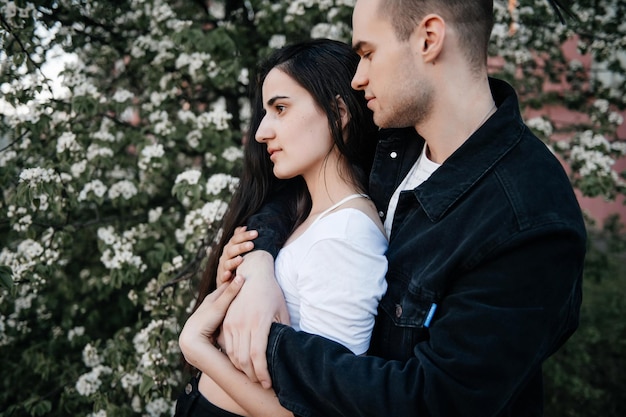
216,226,258,287
179,276,244,369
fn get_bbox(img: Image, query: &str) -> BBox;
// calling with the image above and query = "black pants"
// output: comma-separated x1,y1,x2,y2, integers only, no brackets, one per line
174,375,245,417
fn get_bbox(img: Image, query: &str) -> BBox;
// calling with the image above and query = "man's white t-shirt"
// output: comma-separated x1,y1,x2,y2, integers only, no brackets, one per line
275,199,388,355
384,144,441,238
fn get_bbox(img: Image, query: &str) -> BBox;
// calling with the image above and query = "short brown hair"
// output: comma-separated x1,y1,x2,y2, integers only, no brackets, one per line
378,0,494,72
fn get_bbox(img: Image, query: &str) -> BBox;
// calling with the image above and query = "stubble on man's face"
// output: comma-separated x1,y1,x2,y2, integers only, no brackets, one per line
374,60,434,130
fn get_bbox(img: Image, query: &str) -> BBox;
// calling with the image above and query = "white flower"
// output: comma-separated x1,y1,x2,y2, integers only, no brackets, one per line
55,132,81,154
608,111,624,126
204,152,217,167
112,89,134,103
14,214,33,232
177,109,196,124
175,169,201,185
197,106,232,131
128,289,138,304
67,326,85,341
0,149,17,167
75,365,111,396
120,372,142,391
311,22,349,40
611,141,626,155
526,117,554,138
70,160,88,177
87,410,107,417
17,239,44,260
222,146,243,162
78,180,108,201
593,99,610,113
86,144,114,161
201,200,228,224
108,180,138,200
19,167,59,186
148,110,173,136
186,130,202,148
148,207,163,223
172,255,183,270
139,143,165,170
206,173,239,195
238,68,249,86
145,397,172,417
1,2,17,19
97,226,117,245
268,34,286,49
82,343,101,368
175,52,213,81
131,396,142,413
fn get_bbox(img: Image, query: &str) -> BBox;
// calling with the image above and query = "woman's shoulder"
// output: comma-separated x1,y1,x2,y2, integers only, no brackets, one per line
324,195,385,237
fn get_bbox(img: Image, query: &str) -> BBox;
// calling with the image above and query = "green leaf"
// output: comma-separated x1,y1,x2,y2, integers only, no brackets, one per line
139,375,154,397
0,266,13,291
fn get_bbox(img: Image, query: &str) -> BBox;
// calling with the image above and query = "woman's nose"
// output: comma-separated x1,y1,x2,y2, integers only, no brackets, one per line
255,116,274,143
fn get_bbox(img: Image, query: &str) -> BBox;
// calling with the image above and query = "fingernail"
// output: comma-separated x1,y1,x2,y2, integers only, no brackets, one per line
233,275,243,285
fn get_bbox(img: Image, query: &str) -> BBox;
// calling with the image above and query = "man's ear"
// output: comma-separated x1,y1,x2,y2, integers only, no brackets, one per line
416,13,445,65
335,95,350,130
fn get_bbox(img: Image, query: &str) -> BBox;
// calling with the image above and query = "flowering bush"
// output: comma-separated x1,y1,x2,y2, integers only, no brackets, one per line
0,0,624,416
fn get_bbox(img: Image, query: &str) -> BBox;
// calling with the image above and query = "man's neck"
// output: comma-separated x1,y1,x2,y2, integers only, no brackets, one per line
417,75,494,164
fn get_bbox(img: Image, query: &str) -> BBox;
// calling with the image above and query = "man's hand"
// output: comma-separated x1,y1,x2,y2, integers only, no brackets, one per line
222,250,289,389
216,226,258,287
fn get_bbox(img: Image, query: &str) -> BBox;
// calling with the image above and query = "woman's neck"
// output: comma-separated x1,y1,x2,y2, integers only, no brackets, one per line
303,159,361,216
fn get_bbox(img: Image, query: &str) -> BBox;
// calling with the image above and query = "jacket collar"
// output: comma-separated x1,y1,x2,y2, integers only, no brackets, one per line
413,78,526,222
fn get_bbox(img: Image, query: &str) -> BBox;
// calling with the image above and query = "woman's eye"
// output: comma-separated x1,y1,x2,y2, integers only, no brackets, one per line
276,105,286,114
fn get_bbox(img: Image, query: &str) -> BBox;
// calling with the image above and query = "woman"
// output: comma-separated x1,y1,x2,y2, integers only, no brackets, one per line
176,39,387,417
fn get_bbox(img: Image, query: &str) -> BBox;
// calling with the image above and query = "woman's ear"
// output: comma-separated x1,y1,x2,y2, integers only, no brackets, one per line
335,95,350,130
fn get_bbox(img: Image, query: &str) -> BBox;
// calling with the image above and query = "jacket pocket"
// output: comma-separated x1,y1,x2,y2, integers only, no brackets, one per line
371,274,438,360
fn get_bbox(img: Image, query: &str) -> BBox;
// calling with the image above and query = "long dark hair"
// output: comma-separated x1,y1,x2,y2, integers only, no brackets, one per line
194,38,378,306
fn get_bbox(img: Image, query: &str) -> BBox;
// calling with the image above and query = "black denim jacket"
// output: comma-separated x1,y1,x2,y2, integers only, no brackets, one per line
248,78,586,417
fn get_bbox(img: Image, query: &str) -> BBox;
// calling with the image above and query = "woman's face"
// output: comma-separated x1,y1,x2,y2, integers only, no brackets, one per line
255,68,334,181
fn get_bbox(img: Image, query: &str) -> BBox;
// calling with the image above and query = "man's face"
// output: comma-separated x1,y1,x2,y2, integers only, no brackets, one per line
351,0,433,129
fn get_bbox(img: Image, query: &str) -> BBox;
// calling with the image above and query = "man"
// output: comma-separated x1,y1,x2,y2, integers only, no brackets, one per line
218,1,586,416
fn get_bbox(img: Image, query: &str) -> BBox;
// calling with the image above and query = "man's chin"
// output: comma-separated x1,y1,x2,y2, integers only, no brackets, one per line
374,116,412,130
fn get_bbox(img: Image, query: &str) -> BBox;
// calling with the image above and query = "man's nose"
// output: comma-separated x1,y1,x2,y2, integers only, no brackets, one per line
351,61,368,91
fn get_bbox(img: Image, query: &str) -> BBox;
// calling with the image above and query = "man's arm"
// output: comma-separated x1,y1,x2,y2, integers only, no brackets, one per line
221,187,295,388
265,227,585,417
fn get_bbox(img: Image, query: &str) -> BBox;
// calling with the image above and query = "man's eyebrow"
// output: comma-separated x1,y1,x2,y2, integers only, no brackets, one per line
352,41,367,54
267,95,289,106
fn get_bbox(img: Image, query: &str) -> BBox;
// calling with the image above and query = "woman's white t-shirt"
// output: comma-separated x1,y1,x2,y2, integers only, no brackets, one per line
275,198,388,355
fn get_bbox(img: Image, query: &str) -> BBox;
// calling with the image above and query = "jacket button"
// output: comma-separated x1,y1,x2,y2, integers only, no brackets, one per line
395,304,402,318
185,383,192,395
378,211,385,218
390,151,398,159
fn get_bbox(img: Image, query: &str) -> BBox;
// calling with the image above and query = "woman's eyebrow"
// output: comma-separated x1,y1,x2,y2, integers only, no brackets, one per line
267,95,289,106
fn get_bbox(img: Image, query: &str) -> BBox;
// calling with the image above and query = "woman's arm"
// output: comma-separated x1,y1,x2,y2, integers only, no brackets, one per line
179,277,292,417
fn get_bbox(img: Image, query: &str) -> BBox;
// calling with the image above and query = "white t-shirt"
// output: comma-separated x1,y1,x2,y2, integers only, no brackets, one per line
275,199,388,355
384,144,441,237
